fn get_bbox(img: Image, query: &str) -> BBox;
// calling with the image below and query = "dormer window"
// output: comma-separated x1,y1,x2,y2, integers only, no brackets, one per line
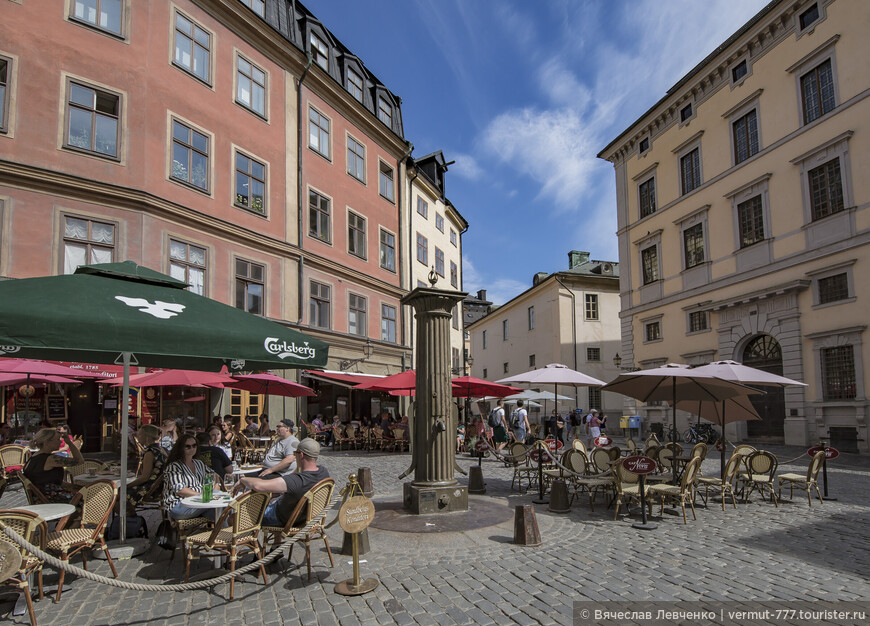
732,60,747,83
639,137,650,154
310,32,328,70
347,68,363,102
680,103,693,122
799,4,820,31
377,97,392,127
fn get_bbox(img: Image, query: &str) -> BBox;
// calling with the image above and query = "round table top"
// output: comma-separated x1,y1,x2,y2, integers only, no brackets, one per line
248,436,273,443
73,472,134,486
180,492,233,509
235,465,263,474
12,503,76,522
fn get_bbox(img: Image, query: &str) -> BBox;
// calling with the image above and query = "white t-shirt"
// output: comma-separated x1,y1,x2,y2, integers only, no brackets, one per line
263,435,299,475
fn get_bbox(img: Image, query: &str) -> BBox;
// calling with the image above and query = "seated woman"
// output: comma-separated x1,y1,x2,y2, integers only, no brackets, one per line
55,423,82,457
257,413,271,437
195,428,233,478
23,428,85,502
162,433,215,521
158,417,178,451
127,424,167,509
244,415,258,435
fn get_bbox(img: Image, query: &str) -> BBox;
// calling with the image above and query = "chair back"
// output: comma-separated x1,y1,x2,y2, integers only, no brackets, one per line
345,425,357,438
657,447,675,470
608,447,621,461
74,479,117,541
0,444,28,470
235,432,254,449
508,442,528,466
664,441,683,455
572,438,588,457
680,457,703,491
15,471,49,505
625,438,638,454
282,477,336,532
690,443,708,460
643,445,660,462
591,448,611,473
391,427,405,441
807,450,826,481
0,509,46,560
645,433,660,448
733,444,756,457
65,460,107,480
230,491,270,534
613,461,639,486
747,450,778,479
566,450,587,475
723,454,743,484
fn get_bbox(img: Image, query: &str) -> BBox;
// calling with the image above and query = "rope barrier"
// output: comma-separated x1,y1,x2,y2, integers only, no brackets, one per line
0,492,338,592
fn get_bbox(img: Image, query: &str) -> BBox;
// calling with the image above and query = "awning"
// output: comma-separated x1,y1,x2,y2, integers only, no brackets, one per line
302,369,385,388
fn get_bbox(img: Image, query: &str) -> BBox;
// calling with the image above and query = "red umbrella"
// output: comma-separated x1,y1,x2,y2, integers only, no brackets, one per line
101,368,234,387
355,369,416,393
450,376,523,398
0,373,82,385
0,358,104,378
225,372,315,397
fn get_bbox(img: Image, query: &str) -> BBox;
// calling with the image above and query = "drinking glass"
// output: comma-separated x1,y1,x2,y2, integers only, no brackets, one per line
224,473,236,492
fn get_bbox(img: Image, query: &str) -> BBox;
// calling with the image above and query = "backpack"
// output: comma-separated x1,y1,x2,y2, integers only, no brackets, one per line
107,514,148,541
488,408,502,428
510,410,520,430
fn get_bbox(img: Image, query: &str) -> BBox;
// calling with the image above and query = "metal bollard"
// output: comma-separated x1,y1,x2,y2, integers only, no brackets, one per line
548,479,570,513
468,465,486,494
357,467,374,498
513,504,542,547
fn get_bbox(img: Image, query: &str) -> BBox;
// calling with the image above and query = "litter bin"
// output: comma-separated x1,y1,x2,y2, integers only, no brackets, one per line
619,416,630,430
628,415,641,440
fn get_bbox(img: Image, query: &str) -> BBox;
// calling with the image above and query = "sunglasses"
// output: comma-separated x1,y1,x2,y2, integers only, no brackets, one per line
184,444,198,450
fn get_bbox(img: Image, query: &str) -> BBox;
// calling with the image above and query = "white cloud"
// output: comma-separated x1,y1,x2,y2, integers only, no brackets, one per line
462,256,527,306
450,152,483,180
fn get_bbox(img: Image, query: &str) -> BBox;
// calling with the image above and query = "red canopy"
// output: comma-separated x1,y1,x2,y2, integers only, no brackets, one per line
101,368,234,387
355,369,416,392
451,376,523,398
226,372,315,397
0,358,104,378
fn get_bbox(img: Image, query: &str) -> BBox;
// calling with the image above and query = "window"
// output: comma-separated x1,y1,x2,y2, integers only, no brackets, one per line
639,137,650,154
377,97,391,127
639,177,656,218
529,355,536,368
799,3,820,31
482,330,487,349
452,348,460,371
65,82,120,158
379,229,395,272
309,32,328,70
502,320,508,341
801,60,835,124
169,240,206,295
482,368,487,379
309,281,330,329
308,107,330,159
379,162,394,202
680,103,693,123
641,246,659,284
0,57,8,132
585,293,599,321
63,216,114,274
818,273,849,304
234,152,266,214
348,211,366,259
450,261,458,288
435,213,444,232
809,158,844,220
346,68,363,102
381,304,396,342
680,148,701,194
737,195,765,248
173,12,210,83
348,293,367,336
452,305,459,330
645,321,661,342
240,0,265,17
588,387,602,412
586,348,601,362
528,306,535,330
235,259,264,315
72,0,122,37
689,311,708,333
732,60,748,83
171,119,209,191
236,55,266,117
821,345,855,400
503,362,509,374
683,223,705,268
450,229,457,247
733,110,759,164
308,190,330,242
416,197,428,218
416,233,427,265
346,136,365,182
435,248,444,276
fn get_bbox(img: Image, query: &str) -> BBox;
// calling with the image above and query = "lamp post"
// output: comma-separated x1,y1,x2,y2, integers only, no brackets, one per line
613,353,622,369
464,352,474,422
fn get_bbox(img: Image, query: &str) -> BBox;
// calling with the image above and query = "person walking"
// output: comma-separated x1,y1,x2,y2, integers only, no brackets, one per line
586,409,602,449
490,399,509,452
510,400,531,444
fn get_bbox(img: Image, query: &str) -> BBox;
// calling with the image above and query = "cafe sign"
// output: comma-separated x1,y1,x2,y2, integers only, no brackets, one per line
339,495,375,534
807,446,840,460
474,439,488,453
594,435,611,447
622,455,657,475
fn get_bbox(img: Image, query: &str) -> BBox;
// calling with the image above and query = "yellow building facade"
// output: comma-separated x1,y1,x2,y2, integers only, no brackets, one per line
599,0,869,452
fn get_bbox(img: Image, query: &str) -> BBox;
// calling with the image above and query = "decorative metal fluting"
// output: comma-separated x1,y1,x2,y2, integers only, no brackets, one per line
400,286,468,514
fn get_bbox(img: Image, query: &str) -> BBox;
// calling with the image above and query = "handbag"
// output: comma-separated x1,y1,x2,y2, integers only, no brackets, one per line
107,514,148,540
556,419,565,429
155,519,178,551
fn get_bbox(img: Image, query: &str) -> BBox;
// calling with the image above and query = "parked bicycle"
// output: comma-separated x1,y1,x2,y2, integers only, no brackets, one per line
683,423,719,444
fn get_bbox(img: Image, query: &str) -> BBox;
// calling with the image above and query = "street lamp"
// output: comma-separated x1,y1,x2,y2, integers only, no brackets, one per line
613,353,622,369
463,353,474,423
339,338,374,371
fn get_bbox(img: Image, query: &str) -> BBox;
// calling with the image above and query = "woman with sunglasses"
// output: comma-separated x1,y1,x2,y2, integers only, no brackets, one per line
162,433,214,521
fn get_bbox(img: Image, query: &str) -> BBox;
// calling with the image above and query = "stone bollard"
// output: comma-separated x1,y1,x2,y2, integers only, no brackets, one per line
513,504,541,547
467,465,486,494
357,467,374,498
548,479,570,514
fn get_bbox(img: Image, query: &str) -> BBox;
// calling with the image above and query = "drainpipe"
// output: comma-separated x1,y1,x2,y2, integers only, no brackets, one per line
296,52,314,324
554,274,579,406
403,150,416,350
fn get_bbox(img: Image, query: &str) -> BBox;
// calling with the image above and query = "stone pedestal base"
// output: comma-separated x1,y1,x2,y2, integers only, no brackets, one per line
404,483,468,514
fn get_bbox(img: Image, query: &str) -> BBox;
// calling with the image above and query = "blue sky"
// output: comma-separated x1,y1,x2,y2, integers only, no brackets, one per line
307,0,769,304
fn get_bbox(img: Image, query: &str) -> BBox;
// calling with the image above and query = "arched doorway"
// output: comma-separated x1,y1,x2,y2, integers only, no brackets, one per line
742,334,785,441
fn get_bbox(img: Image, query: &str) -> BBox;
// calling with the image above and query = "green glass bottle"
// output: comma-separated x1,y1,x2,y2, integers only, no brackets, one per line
202,473,213,502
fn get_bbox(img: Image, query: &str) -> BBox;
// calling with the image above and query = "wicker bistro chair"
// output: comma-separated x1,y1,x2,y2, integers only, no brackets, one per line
647,457,703,524
571,454,614,511
689,442,708,461
182,491,270,600
590,447,614,474
262,478,336,582
65,460,108,484
738,450,779,506
695,453,742,510
0,509,47,625
624,438,639,456
47,479,118,602
506,442,536,491
390,427,408,453
778,450,826,507
663,441,683,456
233,432,256,464
16,471,50,505
612,461,650,520
571,438,588,458
645,447,676,484
0,444,29,480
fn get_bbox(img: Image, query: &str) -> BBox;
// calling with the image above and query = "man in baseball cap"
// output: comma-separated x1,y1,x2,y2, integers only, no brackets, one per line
259,418,299,477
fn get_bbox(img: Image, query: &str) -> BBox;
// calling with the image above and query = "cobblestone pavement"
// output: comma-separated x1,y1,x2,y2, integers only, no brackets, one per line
2,440,869,625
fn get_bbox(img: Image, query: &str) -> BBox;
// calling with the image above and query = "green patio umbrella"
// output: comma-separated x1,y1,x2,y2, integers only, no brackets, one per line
0,261,329,540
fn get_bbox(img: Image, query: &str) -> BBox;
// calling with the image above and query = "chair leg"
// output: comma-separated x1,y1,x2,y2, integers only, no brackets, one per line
101,539,118,578
228,551,236,601
37,568,44,601
183,546,192,583
55,554,68,603
305,537,312,582
688,496,697,520
257,544,269,585
81,550,88,571
21,576,36,626
321,531,334,568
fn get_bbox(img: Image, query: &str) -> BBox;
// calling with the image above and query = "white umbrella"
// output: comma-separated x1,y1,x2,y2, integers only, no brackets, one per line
504,390,573,403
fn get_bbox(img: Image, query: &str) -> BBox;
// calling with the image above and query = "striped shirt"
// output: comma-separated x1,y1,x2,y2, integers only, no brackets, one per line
162,459,208,510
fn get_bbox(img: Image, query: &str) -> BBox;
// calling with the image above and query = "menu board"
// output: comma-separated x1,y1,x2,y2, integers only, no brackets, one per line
47,396,67,422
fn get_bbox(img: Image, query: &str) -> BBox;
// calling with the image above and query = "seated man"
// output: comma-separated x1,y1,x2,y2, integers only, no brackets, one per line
259,419,299,477
237,438,329,528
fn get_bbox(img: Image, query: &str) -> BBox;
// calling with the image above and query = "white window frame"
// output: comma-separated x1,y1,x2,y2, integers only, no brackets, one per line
308,105,331,160
347,209,367,260
346,133,366,183
171,9,212,85
235,52,267,119
348,292,367,337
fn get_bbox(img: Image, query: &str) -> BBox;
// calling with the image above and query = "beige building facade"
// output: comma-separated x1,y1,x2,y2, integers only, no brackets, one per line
599,0,870,452
467,252,622,422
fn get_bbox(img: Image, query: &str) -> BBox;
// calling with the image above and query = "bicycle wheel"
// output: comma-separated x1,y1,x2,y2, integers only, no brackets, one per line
683,429,694,443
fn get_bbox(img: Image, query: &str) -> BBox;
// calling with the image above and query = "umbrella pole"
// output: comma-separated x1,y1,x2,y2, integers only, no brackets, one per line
720,401,726,482
24,373,31,437
671,379,677,486
119,352,131,543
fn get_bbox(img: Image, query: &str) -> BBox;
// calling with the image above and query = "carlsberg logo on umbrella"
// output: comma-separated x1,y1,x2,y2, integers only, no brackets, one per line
264,337,317,360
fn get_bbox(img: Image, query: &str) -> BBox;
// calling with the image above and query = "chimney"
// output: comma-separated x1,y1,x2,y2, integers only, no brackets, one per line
477,289,487,301
568,251,590,269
